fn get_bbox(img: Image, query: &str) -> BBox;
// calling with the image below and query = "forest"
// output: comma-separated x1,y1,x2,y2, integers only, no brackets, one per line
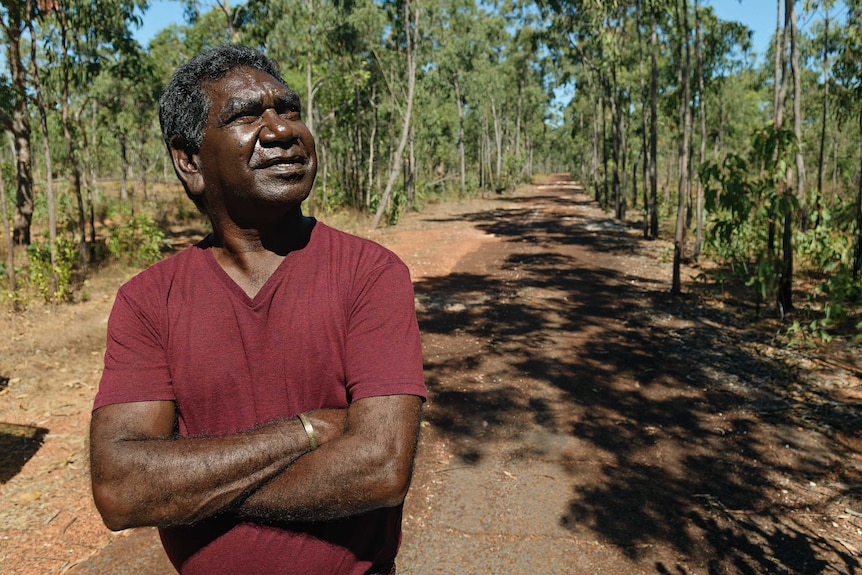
0,0,860,344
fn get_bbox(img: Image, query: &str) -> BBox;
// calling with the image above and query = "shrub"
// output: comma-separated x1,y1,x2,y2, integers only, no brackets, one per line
27,235,79,302
105,214,169,266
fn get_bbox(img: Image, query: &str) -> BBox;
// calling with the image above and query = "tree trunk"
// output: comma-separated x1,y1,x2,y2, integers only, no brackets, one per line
2,4,34,247
815,10,829,228
777,0,796,313
138,121,149,200
406,121,415,211
692,0,706,260
59,6,89,269
515,79,522,159
779,208,794,315
372,0,417,228
649,8,659,239
768,0,787,267
478,130,484,191
600,87,609,207
27,10,58,294
618,91,628,221
366,84,377,211
636,0,650,237
609,66,622,219
671,0,692,296
789,0,806,228
219,0,237,39
120,131,130,202
773,0,789,129
491,97,503,191
320,140,328,210
454,75,466,198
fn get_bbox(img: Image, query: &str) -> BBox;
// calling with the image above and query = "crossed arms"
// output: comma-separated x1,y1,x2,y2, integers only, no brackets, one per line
90,394,422,531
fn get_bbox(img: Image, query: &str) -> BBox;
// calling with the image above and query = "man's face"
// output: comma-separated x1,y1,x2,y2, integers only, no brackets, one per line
195,66,317,217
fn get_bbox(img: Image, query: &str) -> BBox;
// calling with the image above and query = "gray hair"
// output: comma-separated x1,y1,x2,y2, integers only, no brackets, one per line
158,44,288,153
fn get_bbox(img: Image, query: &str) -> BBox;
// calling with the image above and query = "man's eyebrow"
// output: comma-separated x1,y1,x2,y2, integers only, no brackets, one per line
275,91,301,109
217,97,260,124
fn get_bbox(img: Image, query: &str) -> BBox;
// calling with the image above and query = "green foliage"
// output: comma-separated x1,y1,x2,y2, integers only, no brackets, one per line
785,317,835,347
701,124,798,307
26,236,79,302
704,118,862,341
795,209,860,337
105,214,169,266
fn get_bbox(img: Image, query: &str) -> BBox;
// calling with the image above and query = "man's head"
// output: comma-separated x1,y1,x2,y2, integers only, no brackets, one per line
160,45,317,220
159,44,286,155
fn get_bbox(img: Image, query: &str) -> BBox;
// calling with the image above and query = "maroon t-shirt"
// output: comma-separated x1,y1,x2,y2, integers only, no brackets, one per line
95,221,426,575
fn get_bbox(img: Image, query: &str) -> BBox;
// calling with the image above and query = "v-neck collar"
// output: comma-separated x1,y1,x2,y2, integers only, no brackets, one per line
198,225,317,307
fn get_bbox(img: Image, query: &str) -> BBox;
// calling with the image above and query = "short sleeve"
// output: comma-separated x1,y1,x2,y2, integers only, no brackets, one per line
94,286,176,410
344,259,426,403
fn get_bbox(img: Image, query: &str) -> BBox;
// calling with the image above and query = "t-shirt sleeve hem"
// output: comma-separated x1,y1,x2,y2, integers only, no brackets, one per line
93,390,177,411
349,381,427,403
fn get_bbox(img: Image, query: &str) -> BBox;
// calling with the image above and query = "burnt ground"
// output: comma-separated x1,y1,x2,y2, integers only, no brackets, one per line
1,175,860,574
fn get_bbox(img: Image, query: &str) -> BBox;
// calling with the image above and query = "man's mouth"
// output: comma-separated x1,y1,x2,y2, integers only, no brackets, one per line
257,156,306,170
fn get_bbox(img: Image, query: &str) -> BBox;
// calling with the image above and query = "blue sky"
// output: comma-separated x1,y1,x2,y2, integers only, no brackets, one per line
133,0,182,45
707,0,847,62
708,0,779,57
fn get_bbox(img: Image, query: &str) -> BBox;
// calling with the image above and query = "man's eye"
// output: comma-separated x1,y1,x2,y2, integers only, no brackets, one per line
234,114,259,123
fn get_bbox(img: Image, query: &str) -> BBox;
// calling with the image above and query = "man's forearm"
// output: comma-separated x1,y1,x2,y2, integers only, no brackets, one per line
235,395,422,523
90,403,345,530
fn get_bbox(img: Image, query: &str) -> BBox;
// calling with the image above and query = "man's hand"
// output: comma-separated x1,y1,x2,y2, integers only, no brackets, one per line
304,408,348,446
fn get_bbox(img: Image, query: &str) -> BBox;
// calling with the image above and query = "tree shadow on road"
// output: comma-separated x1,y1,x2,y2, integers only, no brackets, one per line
0,419,48,484
413,190,861,574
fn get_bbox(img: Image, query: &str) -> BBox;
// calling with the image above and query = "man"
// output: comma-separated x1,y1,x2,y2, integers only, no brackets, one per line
89,44,426,575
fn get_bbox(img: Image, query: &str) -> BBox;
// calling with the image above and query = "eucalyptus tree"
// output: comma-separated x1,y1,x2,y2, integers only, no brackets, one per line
178,0,242,41
805,2,841,227
467,10,520,193
670,0,692,296
495,0,553,184
512,31,555,182
371,0,419,228
768,0,804,313
635,0,665,238
0,0,35,246
692,0,705,259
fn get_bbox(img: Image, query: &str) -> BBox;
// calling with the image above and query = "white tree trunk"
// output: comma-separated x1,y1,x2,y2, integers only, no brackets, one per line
372,0,418,228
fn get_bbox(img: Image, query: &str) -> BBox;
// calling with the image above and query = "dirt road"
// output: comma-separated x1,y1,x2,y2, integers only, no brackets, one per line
3,176,861,574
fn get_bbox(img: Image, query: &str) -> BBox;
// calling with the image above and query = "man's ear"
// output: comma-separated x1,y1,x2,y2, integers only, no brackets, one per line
169,136,204,196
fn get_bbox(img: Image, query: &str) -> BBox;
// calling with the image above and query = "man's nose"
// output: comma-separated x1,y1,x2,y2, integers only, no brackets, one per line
259,109,297,142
